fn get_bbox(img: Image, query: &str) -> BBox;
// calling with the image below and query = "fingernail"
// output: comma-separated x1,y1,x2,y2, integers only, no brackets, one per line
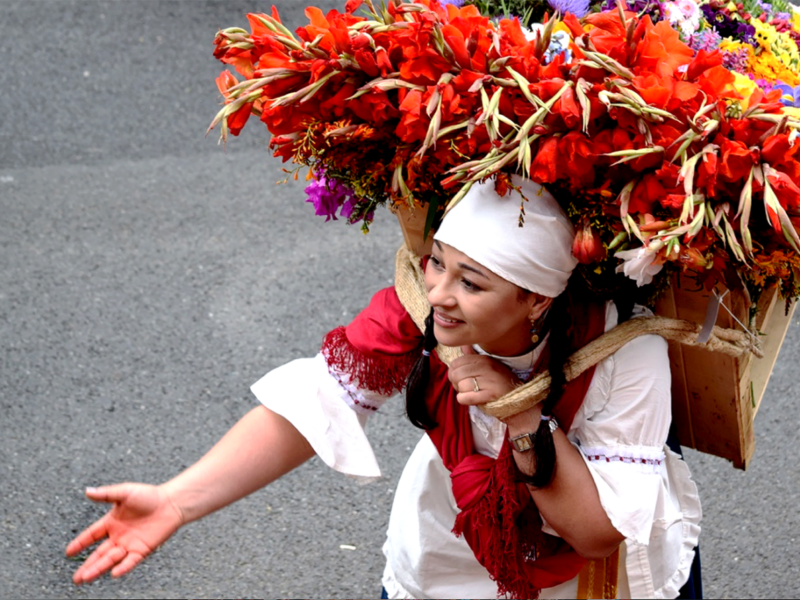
86,487,97,493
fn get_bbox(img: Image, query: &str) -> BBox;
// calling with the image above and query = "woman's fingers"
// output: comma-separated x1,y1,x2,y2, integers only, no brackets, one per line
76,538,116,573
448,355,492,385
111,551,146,578
74,545,127,584
85,484,131,504
456,390,486,405
66,513,110,556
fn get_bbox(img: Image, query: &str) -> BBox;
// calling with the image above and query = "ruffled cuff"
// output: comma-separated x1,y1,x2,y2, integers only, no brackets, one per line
250,354,382,480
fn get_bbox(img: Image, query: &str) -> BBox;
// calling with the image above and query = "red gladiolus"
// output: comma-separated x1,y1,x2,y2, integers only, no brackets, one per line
762,134,797,167
767,169,800,211
718,138,755,182
629,174,665,214
531,137,559,184
396,90,427,143
685,49,723,81
572,221,607,264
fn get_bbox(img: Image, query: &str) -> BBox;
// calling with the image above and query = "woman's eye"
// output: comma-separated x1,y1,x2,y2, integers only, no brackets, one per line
430,255,443,269
461,278,482,292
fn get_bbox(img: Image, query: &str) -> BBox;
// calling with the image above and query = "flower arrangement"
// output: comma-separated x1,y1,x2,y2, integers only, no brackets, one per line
210,0,800,303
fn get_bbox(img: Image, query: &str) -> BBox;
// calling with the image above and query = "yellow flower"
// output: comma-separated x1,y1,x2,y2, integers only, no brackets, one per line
751,18,800,70
748,51,800,85
553,21,572,36
751,18,777,51
732,72,758,110
783,107,800,121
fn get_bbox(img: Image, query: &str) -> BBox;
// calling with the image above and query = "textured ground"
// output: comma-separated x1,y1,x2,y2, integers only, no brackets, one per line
1,1,799,598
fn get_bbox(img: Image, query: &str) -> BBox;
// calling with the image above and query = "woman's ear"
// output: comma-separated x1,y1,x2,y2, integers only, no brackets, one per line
528,294,554,322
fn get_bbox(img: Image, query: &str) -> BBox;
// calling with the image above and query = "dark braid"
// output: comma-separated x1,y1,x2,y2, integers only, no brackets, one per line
405,308,439,430
519,291,573,488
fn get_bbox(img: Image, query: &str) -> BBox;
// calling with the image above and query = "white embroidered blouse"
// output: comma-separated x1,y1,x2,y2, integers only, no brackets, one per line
250,302,701,599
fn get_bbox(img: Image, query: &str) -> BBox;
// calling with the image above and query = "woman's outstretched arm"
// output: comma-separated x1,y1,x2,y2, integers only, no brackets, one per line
66,406,314,584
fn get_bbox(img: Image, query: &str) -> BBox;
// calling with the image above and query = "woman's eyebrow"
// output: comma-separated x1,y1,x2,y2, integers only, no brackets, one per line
433,240,488,279
457,262,489,279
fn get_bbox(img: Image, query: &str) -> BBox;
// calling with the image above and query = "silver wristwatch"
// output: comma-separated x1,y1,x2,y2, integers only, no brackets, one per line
509,416,558,452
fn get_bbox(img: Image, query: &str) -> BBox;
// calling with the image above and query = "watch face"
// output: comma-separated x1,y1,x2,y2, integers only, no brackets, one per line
513,434,533,452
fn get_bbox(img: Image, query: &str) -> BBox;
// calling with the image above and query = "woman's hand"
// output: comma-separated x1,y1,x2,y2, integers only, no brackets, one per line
448,345,521,406
66,483,184,584
66,407,315,585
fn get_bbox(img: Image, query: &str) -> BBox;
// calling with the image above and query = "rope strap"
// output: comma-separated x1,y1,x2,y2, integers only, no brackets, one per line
394,245,764,421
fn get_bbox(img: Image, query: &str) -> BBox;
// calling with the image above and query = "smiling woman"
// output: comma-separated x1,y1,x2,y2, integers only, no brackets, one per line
67,175,701,599
425,241,548,356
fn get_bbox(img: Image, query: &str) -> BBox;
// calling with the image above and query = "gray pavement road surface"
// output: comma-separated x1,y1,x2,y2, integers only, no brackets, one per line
1,1,799,598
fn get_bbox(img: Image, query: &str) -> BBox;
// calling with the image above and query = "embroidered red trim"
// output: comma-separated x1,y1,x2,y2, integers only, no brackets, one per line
321,326,419,396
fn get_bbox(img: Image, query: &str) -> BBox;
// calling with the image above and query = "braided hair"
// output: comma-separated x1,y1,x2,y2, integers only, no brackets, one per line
405,308,439,430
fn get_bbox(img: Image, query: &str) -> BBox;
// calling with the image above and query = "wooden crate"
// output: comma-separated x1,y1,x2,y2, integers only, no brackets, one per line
395,206,433,258
655,279,796,469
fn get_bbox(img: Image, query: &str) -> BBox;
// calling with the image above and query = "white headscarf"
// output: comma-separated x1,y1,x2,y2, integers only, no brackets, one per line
434,175,577,298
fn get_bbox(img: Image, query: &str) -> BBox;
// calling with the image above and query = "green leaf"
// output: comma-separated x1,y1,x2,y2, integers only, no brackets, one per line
424,195,441,241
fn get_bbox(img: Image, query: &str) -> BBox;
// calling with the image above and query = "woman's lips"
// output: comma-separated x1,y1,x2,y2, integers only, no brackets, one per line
433,311,464,329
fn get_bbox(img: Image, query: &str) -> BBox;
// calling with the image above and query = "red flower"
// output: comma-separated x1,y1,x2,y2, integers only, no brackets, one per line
718,137,755,182
685,49,723,81
767,168,800,212
572,221,607,264
396,89,427,143
531,137,559,184
696,153,719,197
629,173,664,214
558,131,595,187
762,134,798,167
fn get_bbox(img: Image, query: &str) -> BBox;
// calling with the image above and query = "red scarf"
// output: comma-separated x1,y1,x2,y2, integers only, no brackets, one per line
322,287,606,599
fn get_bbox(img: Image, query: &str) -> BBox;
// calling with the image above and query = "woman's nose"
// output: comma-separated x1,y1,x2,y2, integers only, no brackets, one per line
426,276,454,308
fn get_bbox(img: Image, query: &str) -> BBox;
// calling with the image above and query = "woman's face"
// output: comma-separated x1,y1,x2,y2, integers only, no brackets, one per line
424,240,552,356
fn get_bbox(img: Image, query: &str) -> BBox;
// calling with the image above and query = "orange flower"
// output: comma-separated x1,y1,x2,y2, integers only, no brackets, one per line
634,18,694,76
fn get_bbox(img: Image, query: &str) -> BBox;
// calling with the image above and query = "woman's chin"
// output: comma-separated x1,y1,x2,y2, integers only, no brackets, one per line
432,324,471,348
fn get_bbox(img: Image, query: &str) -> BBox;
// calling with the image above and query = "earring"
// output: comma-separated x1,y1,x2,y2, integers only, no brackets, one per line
529,314,540,345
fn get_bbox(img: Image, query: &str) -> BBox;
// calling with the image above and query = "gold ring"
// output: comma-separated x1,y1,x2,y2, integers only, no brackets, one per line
472,377,480,392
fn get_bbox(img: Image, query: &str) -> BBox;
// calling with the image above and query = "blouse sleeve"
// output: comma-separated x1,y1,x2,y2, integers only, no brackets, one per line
567,303,675,545
250,354,390,480
250,286,422,481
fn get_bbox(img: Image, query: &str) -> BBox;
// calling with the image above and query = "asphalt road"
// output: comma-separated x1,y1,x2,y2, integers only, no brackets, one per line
1,1,799,598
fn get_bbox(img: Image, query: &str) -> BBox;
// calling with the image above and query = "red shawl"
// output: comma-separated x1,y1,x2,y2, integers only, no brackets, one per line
322,287,606,598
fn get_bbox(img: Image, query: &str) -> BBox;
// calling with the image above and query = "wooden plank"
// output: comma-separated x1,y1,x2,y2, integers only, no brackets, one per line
656,278,794,469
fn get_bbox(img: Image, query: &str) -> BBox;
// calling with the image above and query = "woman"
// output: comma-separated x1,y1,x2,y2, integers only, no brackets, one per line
66,176,700,598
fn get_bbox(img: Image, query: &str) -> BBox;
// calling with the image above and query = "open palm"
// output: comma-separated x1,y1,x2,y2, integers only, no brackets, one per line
66,483,184,584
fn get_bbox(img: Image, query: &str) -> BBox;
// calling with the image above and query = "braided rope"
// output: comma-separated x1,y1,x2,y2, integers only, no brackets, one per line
394,245,763,421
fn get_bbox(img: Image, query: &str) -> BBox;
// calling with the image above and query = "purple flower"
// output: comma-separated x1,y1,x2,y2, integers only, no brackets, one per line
755,0,772,13
548,0,590,17
439,0,465,6
701,5,756,45
775,82,800,108
689,29,722,52
304,170,357,222
600,0,664,21
722,47,750,73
